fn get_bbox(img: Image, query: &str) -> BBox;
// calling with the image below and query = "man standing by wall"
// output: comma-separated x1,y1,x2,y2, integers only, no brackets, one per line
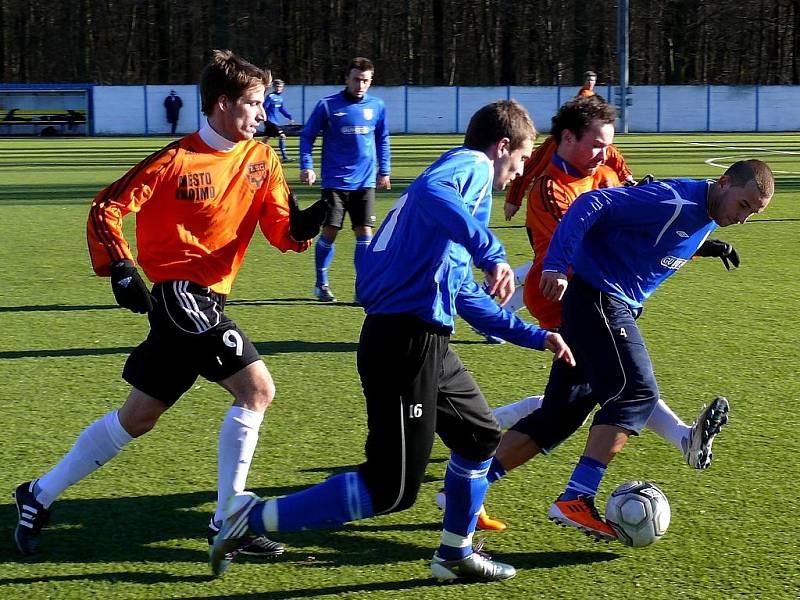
300,57,391,303
164,89,183,135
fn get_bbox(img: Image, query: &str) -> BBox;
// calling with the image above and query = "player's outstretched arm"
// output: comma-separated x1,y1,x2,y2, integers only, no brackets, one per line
544,331,575,366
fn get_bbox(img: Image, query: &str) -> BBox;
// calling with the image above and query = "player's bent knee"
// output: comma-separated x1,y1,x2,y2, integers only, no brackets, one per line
446,427,501,462
118,389,168,437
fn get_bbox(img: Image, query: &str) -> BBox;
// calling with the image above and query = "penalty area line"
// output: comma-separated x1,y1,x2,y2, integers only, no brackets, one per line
676,141,800,174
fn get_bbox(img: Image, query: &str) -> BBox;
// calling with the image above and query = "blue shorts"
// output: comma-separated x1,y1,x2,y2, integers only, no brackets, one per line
511,275,659,451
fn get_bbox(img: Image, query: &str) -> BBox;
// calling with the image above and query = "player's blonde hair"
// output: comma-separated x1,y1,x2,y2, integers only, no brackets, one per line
200,49,272,115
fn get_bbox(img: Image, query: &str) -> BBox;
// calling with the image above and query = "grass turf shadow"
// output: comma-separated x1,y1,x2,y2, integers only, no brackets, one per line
0,487,436,568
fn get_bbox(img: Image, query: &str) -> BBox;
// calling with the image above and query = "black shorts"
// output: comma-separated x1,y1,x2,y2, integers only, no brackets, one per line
511,275,659,450
322,188,376,230
357,314,501,515
122,281,260,406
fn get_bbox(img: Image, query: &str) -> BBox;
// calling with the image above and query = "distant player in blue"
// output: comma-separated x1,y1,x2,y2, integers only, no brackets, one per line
210,100,575,582
299,57,391,303
497,160,774,541
263,79,294,162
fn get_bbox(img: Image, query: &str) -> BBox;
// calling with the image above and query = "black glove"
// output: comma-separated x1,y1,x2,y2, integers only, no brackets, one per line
109,260,154,313
635,174,656,186
694,239,740,270
262,121,284,138
288,193,328,241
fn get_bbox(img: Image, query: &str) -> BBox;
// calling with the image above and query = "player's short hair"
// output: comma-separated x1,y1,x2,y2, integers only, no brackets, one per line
551,96,616,144
273,79,285,87
463,99,537,152
347,57,375,75
584,70,597,80
725,159,775,199
200,49,272,115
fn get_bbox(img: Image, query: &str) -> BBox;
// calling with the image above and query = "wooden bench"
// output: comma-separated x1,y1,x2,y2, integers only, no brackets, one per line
1,108,87,134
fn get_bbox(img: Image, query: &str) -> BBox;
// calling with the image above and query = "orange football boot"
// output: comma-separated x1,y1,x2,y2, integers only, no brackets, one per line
547,495,617,541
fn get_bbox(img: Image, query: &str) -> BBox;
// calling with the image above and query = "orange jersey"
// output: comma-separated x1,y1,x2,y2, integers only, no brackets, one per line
505,136,632,208
523,159,621,329
577,86,596,98
87,132,309,295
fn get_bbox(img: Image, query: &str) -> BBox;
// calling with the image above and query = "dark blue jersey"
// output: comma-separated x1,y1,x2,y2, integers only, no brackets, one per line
544,179,718,309
300,91,390,190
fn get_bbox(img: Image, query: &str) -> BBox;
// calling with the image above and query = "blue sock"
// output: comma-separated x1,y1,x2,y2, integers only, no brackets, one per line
486,456,506,483
438,453,492,560
248,472,373,533
279,137,288,159
562,455,607,500
315,237,335,287
353,234,373,277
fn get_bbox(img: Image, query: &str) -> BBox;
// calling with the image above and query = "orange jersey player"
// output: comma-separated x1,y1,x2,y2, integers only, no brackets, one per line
87,130,307,295
524,160,622,328
13,50,326,560
503,135,633,220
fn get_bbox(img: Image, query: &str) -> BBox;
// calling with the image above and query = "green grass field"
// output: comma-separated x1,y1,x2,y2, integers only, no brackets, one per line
1,133,798,599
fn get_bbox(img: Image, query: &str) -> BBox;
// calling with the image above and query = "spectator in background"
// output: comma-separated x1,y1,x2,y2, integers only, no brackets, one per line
577,71,597,98
264,79,295,162
164,89,183,134
300,57,391,303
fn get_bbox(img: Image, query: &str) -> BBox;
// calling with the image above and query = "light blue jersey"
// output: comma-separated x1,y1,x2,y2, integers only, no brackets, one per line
300,91,390,190
544,179,718,309
356,146,548,349
265,92,292,124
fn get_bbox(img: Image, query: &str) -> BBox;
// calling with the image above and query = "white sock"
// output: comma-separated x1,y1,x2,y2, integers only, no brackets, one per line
492,395,544,429
504,285,526,313
215,406,264,523
36,410,133,508
513,261,532,286
645,398,690,451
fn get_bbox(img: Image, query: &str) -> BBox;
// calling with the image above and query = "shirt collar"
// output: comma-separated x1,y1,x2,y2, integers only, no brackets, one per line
551,153,585,178
199,120,238,152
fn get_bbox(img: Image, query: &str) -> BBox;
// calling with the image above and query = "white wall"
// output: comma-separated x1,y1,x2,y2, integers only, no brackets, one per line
89,84,800,135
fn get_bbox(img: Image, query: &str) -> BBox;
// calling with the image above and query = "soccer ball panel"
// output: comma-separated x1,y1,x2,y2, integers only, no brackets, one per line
605,480,671,547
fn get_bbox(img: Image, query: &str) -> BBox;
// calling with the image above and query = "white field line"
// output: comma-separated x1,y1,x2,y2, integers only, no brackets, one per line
678,141,800,174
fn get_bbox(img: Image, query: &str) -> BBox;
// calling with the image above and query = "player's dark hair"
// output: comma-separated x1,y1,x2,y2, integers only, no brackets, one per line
725,159,775,199
584,70,597,80
463,99,537,152
347,57,375,76
551,96,616,144
200,49,272,115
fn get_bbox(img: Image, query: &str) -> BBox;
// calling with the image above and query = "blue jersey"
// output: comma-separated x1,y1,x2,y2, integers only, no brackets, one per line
356,146,548,349
265,92,292,124
544,179,718,309
300,91,390,190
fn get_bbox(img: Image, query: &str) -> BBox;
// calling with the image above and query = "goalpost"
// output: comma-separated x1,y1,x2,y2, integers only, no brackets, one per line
0,84,91,136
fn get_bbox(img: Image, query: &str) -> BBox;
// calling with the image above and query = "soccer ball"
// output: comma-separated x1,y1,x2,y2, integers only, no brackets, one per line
604,480,671,547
